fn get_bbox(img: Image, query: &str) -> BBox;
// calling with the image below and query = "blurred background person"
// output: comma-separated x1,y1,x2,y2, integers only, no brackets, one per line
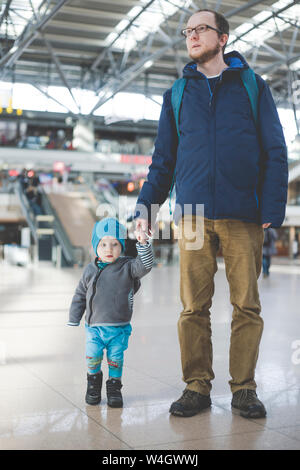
262,227,278,278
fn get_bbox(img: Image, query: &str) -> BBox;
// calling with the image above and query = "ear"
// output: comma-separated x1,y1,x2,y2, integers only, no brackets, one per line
220,33,228,48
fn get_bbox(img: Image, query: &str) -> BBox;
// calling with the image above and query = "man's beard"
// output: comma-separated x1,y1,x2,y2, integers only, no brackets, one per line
190,42,221,64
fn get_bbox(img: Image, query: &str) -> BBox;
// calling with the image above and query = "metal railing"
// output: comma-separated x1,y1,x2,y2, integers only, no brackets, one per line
14,180,38,243
40,188,82,266
15,180,85,266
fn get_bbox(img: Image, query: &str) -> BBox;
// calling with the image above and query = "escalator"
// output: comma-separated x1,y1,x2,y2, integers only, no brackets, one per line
44,189,96,265
15,180,40,243
86,177,123,219
15,180,96,267
15,174,130,267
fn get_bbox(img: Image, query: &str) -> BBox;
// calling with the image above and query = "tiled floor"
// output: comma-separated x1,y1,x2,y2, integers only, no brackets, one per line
0,259,300,450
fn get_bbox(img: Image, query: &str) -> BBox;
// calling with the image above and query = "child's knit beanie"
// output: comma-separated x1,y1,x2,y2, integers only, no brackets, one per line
92,217,127,255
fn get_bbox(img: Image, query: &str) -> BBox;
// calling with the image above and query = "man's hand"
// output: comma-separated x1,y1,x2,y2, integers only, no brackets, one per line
262,223,271,228
135,218,152,244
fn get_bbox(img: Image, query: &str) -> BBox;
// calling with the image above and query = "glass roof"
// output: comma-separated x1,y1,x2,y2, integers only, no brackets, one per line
0,0,47,38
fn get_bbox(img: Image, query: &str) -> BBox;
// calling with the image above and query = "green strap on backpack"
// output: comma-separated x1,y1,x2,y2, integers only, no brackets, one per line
168,68,259,214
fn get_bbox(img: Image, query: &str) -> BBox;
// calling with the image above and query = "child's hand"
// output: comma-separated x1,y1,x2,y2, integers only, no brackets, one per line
135,218,153,244
134,230,147,244
134,229,152,244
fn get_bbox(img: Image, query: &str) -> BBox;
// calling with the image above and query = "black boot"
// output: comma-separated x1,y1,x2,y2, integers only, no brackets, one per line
231,389,266,419
106,379,123,408
85,371,102,405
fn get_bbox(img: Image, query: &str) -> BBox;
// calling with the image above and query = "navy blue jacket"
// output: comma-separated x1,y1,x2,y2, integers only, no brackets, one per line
136,51,288,228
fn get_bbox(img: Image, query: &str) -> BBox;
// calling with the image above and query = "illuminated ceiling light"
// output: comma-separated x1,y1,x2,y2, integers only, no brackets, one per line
104,32,118,46
115,19,130,33
127,6,143,18
127,182,135,192
290,60,300,72
9,46,18,54
144,60,153,69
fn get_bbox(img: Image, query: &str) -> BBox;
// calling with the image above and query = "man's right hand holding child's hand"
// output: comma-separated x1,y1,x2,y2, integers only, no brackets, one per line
135,218,152,244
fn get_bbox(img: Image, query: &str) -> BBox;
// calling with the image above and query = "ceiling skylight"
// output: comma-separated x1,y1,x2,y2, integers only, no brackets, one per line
227,0,299,55
0,1,47,39
104,0,192,52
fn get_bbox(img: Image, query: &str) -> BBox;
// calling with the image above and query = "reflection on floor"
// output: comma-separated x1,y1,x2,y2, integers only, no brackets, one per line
0,260,300,450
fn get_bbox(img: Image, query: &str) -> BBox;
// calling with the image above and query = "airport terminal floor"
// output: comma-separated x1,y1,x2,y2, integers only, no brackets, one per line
0,258,300,451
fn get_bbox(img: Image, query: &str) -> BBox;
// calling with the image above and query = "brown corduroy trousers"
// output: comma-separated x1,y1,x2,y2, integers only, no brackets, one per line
177,215,265,395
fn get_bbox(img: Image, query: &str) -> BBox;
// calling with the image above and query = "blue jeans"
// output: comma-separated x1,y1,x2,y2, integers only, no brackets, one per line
262,255,271,276
85,324,132,378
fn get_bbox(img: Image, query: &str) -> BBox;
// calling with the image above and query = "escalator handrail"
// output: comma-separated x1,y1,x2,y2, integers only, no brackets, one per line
15,180,38,243
40,188,76,265
84,180,119,217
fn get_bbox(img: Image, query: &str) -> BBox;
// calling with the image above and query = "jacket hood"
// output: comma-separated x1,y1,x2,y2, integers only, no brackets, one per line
182,50,249,79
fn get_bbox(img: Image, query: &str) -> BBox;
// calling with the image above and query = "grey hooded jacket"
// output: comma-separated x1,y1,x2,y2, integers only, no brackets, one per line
68,241,153,327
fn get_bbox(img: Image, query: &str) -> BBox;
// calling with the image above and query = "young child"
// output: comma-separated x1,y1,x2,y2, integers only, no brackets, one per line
68,217,153,408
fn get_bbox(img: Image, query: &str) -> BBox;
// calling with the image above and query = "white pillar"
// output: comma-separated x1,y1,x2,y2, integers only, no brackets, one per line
73,118,94,152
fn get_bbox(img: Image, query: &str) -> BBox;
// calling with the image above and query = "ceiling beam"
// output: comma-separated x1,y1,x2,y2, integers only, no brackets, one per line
81,0,157,89
90,0,298,115
0,0,13,29
257,51,300,74
88,37,183,116
225,0,271,17
41,34,80,112
32,83,78,116
0,0,71,70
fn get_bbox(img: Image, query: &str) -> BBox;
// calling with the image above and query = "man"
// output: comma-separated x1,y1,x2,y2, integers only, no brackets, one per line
134,9,288,418
262,227,278,277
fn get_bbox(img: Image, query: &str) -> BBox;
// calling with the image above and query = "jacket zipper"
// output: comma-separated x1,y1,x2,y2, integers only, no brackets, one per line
206,75,223,218
89,269,103,324
206,67,248,217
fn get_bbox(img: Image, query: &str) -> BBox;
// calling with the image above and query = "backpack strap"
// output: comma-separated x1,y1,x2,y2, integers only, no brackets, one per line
169,77,187,214
171,77,187,138
240,68,259,128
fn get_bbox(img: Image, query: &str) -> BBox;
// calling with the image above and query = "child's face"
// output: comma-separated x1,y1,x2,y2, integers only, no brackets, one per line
97,236,122,263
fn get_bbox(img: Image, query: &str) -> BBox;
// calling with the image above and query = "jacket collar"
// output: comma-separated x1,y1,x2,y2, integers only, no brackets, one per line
182,50,249,79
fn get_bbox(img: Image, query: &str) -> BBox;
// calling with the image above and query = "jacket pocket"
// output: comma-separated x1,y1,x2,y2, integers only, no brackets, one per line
114,288,131,315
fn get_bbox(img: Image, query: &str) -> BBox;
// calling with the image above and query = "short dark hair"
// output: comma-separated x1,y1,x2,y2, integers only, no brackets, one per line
195,9,229,53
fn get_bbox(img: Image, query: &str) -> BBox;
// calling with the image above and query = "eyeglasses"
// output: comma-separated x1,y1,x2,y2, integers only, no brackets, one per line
181,23,223,38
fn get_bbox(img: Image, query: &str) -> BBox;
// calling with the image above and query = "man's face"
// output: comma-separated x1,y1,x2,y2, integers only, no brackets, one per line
185,11,225,64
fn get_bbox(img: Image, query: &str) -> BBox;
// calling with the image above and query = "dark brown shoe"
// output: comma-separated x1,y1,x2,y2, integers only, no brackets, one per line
169,389,211,417
231,389,266,419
